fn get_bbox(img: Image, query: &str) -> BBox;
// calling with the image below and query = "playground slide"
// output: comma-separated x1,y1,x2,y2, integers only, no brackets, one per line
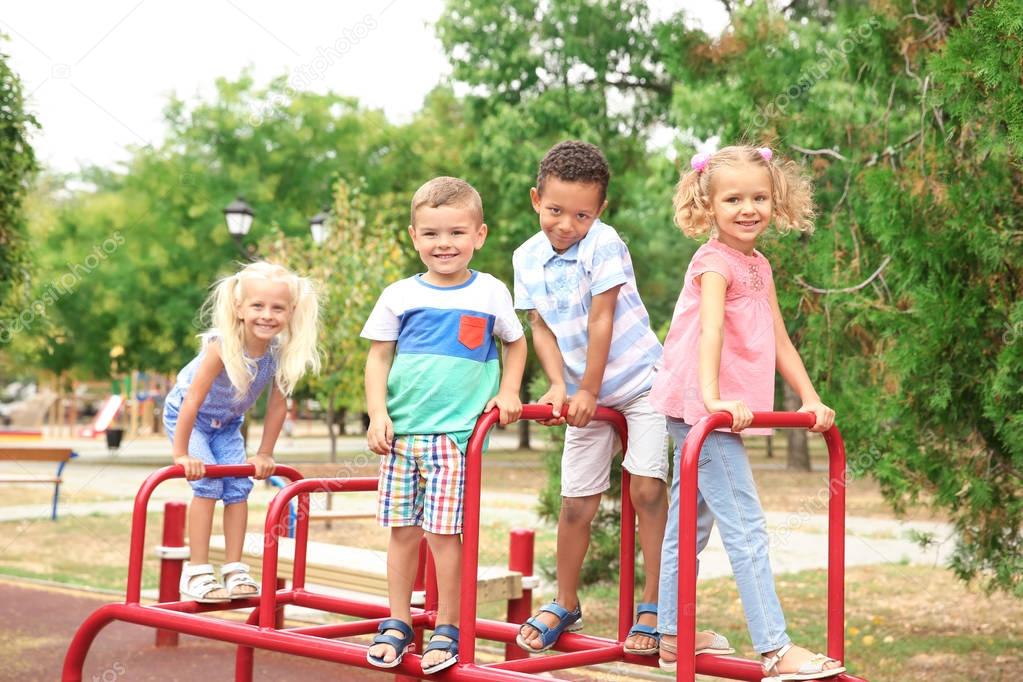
79,395,125,438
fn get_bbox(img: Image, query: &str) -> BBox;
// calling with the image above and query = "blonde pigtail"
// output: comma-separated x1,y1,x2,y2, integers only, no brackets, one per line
207,272,258,401
672,167,714,237
276,275,321,396
769,157,815,234
673,144,816,239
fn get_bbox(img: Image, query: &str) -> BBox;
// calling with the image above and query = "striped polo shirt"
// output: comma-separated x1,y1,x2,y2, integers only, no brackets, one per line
361,271,524,452
512,220,662,407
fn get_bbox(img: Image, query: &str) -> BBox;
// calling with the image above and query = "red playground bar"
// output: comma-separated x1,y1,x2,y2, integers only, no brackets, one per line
63,404,867,682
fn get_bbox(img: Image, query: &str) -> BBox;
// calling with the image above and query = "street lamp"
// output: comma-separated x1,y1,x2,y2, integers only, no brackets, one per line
309,207,329,245
223,196,257,261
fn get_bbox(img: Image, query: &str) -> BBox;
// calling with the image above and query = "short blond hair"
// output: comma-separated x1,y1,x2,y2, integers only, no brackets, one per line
673,145,815,238
410,176,483,227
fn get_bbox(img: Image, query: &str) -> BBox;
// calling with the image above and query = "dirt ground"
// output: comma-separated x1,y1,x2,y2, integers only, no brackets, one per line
1,579,392,682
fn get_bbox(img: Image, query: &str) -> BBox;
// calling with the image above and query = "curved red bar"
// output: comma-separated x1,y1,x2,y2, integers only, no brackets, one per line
459,405,628,665
674,412,848,682
125,464,304,604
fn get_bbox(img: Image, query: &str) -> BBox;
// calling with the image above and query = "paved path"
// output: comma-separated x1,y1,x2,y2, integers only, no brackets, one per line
0,458,955,582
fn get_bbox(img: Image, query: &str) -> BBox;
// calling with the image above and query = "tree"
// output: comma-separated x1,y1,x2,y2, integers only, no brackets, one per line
264,179,407,460
0,47,39,336
659,0,1023,594
21,73,426,378
439,0,1023,595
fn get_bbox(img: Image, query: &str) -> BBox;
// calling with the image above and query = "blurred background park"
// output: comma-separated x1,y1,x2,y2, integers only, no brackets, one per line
0,1,1020,680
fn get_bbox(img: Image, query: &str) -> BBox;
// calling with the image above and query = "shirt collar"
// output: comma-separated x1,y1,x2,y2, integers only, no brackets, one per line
539,219,603,265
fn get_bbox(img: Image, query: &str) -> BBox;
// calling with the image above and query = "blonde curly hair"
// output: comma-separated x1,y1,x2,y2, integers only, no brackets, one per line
672,145,815,238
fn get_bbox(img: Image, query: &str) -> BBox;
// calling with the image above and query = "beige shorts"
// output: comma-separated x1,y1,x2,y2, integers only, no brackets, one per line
560,390,669,497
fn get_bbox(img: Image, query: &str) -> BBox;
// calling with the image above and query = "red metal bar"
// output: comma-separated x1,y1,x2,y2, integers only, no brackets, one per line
155,500,186,647
617,469,635,643
125,464,304,604
674,412,849,682
487,644,623,673
824,427,847,663
258,476,377,628
459,405,627,666
291,492,311,590
236,607,260,682
505,529,535,661
66,406,866,682
64,602,550,682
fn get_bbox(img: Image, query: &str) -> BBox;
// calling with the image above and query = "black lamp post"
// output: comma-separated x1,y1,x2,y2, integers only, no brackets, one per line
223,196,257,261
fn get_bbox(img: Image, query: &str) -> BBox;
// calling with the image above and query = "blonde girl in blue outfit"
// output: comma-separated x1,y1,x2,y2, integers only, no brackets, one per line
649,146,844,680
164,261,320,603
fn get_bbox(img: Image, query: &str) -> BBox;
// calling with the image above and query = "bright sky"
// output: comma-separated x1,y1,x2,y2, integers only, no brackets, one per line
1,1,728,173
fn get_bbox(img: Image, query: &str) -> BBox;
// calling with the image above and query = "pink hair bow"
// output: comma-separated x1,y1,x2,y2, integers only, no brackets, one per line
690,152,711,173
757,147,773,162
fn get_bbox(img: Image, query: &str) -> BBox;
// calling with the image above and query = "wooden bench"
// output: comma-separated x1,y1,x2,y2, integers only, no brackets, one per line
209,533,528,605
0,429,43,442
0,446,77,520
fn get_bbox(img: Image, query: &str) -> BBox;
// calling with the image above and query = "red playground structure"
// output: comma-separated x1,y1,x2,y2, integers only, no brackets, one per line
63,405,868,681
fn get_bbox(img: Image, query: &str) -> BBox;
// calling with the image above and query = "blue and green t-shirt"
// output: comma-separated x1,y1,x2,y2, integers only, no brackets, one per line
360,271,524,452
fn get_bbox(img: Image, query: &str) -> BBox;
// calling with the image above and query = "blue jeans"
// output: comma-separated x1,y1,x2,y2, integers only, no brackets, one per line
657,418,790,654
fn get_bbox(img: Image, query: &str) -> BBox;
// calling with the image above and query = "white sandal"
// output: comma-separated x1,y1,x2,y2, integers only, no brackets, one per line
221,561,260,598
179,562,230,603
761,643,845,681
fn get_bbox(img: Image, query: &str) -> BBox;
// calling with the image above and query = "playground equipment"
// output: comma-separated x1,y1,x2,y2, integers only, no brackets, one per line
63,405,868,681
78,394,124,438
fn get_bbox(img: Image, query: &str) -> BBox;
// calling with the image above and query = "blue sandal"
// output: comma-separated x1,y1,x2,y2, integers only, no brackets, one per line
421,624,459,675
515,601,583,652
367,618,415,669
623,601,660,655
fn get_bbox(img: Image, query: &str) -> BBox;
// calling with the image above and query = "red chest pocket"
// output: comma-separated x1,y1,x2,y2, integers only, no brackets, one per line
458,314,487,350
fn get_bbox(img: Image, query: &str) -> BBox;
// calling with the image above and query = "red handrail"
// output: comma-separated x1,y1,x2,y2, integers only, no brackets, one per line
674,412,847,682
124,464,304,604
458,404,629,665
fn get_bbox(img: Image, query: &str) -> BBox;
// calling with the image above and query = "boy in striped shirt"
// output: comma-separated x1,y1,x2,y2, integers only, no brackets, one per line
513,141,669,655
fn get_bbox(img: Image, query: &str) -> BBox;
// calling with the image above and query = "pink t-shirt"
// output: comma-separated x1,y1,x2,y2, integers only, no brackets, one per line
649,238,776,435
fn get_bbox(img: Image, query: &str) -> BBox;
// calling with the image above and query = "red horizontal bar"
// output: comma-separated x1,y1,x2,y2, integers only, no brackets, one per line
486,645,623,673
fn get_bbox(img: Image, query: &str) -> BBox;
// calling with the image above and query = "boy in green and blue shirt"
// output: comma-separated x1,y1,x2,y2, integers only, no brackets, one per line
362,176,526,674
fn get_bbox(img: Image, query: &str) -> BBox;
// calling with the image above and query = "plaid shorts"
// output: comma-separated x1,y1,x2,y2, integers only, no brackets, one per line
377,434,465,535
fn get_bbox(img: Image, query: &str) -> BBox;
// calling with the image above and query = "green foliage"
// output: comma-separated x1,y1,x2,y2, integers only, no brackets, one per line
0,47,39,332
265,179,407,417
657,0,1023,595
441,0,1023,595
18,74,436,378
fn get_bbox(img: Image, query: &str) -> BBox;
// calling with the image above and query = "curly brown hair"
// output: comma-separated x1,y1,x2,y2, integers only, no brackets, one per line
536,140,610,202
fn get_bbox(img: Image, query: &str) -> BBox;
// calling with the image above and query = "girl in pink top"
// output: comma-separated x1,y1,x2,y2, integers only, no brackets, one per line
650,145,844,680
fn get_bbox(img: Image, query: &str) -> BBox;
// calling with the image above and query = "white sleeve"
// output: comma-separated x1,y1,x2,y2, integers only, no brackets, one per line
587,229,629,296
512,249,536,311
492,279,525,342
360,286,400,341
